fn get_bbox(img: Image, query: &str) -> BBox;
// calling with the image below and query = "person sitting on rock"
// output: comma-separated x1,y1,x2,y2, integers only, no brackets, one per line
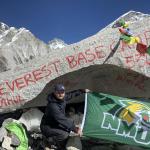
40,84,89,150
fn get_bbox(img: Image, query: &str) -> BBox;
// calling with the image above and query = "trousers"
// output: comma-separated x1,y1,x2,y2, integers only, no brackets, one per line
41,125,69,149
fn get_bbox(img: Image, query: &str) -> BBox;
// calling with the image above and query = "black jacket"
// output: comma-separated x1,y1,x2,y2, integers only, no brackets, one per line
41,90,84,132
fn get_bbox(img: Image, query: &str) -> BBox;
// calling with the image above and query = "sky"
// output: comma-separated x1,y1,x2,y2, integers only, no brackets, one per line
0,0,149,44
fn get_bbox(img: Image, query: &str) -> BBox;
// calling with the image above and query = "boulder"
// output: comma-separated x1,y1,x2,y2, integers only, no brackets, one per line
18,108,43,132
66,136,82,150
0,11,150,113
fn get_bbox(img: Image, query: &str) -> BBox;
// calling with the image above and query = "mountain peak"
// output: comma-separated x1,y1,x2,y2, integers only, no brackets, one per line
0,22,9,34
0,22,9,30
48,38,67,49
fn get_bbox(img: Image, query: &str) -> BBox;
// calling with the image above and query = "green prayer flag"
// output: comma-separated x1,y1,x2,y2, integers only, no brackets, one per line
120,35,131,43
118,19,125,27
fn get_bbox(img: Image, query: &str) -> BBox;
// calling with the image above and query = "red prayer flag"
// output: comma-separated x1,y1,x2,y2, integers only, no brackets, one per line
136,43,147,54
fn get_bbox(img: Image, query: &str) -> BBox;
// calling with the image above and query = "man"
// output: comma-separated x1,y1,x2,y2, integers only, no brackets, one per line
40,84,88,150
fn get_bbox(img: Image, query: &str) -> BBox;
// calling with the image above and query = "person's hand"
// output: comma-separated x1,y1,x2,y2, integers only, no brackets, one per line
85,89,90,93
77,127,82,137
80,89,90,93
74,127,82,137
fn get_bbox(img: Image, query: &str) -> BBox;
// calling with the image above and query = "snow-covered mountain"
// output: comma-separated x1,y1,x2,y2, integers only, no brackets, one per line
48,38,67,50
0,23,9,34
0,23,68,73
0,23,50,72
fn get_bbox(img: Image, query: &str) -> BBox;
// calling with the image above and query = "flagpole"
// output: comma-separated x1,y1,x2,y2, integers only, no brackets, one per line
81,92,88,132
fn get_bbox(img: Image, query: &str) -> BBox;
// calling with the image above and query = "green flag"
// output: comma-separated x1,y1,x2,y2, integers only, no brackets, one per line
82,92,150,148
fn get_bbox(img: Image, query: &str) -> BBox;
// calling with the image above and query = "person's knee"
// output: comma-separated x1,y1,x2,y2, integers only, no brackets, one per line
55,131,69,142
61,131,69,140
62,131,69,140
40,125,50,138
40,126,45,135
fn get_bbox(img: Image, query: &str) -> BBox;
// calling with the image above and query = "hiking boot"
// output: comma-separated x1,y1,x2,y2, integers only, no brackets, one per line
45,144,58,150
45,147,51,150
50,145,58,149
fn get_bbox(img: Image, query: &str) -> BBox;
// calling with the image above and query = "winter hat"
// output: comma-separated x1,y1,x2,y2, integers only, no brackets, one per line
54,84,65,92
